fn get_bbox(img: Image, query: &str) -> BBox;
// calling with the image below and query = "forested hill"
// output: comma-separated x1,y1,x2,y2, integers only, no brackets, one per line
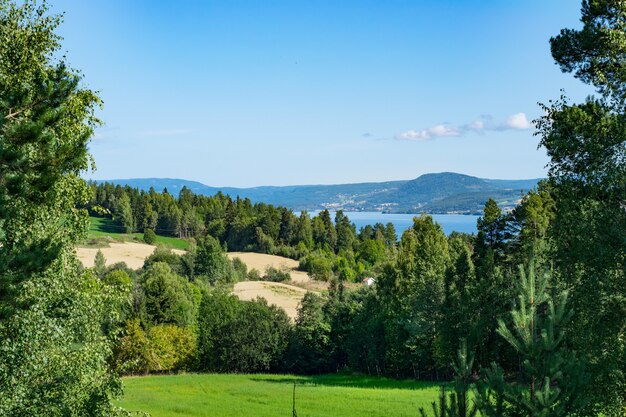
96,172,540,214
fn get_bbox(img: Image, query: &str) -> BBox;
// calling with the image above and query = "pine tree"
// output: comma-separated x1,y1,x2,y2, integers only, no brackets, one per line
419,340,478,417
0,1,127,414
476,260,585,417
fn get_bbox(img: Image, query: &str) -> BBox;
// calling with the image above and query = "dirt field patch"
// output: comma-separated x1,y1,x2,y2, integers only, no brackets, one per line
227,252,310,283
233,281,310,320
76,242,185,270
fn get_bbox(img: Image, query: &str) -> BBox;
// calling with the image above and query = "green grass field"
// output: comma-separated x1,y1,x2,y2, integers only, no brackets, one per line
86,217,189,250
116,373,442,417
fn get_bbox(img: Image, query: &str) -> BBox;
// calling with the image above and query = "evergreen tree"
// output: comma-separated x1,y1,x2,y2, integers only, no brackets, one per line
0,1,127,414
419,340,478,417
476,261,585,417
540,2,626,412
94,249,107,279
335,210,356,252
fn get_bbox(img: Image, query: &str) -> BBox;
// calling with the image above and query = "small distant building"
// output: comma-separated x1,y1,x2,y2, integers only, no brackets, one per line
362,277,376,286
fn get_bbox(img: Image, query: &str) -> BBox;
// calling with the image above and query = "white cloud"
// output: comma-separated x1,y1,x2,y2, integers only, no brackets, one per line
397,124,460,141
396,112,533,142
504,112,532,130
466,120,485,131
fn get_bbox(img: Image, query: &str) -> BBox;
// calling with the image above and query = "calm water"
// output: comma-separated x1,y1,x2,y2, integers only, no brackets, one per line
316,211,480,235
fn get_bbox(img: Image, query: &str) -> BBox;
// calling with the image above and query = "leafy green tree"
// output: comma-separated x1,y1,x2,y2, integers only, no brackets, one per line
438,236,476,368
299,251,334,281
312,210,337,251
223,297,290,372
335,210,356,252
195,235,232,284
286,292,333,374
143,246,184,275
114,193,134,234
112,318,151,375
230,256,248,282
384,222,398,248
196,289,240,371
475,199,506,264
509,183,555,267
104,269,132,288
0,1,127,414
196,291,290,373
140,262,196,327
551,0,626,105
146,324,195,372
378,215,450,377
345,287,387,376
357,238,387,268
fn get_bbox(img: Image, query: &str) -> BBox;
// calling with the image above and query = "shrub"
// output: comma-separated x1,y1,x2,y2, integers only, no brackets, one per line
113,320,196,375
147,325,196,372
113,319,151,375
231,257,248,282
247,268,262,281
143,228,157,244
299,252,334,281
263,266,291,282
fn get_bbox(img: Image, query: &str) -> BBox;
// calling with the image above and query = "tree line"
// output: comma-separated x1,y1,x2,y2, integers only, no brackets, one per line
86,182,398,282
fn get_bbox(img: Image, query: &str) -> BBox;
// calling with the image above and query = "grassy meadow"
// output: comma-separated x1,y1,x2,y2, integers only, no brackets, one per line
116,373,443,417
85,216,189,250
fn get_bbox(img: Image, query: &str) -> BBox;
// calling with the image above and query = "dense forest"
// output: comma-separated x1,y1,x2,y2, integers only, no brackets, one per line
0,1,624,417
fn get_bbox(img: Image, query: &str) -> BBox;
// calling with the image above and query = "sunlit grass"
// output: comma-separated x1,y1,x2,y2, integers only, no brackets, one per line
85,216,189,250
116,373,443,417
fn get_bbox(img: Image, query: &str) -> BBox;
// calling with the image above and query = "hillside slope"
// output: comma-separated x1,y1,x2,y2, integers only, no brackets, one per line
96,172,540,214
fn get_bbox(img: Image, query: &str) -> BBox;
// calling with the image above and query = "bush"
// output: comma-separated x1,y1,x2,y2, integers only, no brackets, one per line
263,266,291,282
113,319,151,375
231,257,248,282
143,228,157,244
247,268,262,281
147,325,196,372
112,320,196,375
299,252,334,281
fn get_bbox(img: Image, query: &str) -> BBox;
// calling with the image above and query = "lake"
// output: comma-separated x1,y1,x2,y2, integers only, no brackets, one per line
316,211,480,235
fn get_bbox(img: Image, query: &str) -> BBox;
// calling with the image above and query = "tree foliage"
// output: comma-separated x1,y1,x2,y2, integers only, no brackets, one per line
0,1,127,414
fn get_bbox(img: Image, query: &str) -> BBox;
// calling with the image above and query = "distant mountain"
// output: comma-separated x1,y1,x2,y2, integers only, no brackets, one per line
96,172,541,214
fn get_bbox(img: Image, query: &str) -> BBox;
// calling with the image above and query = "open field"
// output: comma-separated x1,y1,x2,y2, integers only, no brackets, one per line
227,252,329,319
227,251,310,283
76,241,185,270
116,373,442,417
233,281,310,319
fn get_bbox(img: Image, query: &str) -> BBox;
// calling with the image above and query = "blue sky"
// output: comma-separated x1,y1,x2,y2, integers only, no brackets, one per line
53,0,592,187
